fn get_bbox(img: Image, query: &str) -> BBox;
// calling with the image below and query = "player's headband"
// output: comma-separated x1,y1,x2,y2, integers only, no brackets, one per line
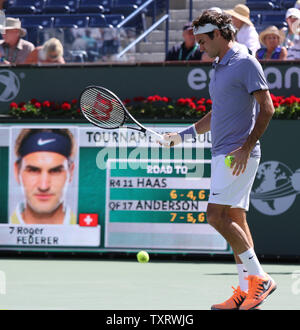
19,131,72,159
193,23,235,35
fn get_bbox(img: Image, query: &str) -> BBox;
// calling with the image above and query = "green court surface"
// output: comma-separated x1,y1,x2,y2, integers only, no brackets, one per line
0,258,299,310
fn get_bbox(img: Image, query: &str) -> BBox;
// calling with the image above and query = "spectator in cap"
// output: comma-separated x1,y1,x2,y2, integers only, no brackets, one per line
25,38,65,65
165,22,203,61
281,8,300,49
287,17,300,59
0,17,34,65
225,4,260,55
256,26,287,60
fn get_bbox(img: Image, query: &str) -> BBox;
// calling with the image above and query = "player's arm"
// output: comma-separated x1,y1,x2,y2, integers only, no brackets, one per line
163,111,211,146
242,89,275,153
228,89,274,176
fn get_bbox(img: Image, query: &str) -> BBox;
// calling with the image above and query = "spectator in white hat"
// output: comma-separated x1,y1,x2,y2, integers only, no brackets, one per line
287,17,300,59
225,4,260,55
0,17,34,64
281,8,300,48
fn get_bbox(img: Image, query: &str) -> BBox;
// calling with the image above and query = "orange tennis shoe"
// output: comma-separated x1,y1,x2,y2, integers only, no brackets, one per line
239,274,277,310
211,286,247,310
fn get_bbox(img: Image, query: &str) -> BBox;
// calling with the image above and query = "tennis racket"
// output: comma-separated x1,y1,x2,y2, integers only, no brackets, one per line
79,86,171,146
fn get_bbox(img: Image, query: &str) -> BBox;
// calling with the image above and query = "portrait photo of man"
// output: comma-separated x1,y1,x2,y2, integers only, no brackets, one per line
9,128,78,225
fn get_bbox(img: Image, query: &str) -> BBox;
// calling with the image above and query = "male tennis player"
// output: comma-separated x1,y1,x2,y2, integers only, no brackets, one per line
11,128,77,225
163,10,276,310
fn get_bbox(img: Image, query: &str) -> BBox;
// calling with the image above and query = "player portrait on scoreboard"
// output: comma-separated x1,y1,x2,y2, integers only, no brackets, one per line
9,127,79,225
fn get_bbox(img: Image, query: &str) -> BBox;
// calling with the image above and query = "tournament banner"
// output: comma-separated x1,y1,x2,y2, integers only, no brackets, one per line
0,62,298,111
0,123,230,254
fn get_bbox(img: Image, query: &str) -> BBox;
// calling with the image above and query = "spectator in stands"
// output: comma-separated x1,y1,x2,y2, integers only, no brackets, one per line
256,26,287,60
225,4,260,55
166,22,203,61
82,29,99,62
0,18,34,65
295,0,300,10
281,8,300,49
287,18,300,59
25,38,65,65
101,28,120,60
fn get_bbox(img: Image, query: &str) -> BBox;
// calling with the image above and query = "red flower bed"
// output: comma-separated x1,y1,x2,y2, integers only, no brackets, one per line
8,94,300,119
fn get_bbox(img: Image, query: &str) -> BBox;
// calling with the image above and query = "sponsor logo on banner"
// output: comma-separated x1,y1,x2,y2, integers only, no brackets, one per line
0,70,20,101
251,161,300,215
79,214,98,227
187,67,300,91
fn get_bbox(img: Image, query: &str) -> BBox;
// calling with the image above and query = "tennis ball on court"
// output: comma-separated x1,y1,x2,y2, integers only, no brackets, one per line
225,155,234,168
137,251,149,263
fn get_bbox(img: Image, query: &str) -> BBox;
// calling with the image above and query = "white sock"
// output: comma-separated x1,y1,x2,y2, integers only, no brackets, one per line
236,264,248,292
238,248,265,276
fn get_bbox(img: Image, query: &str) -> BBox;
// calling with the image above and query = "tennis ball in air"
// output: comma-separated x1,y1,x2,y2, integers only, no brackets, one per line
137,251,149,263
225,155,234,168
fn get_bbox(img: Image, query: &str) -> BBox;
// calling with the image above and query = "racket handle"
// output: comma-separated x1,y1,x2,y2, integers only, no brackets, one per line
145,128,174,147
155,134,174,147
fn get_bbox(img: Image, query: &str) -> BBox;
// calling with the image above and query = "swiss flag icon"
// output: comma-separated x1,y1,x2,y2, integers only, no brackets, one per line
79,214,98,227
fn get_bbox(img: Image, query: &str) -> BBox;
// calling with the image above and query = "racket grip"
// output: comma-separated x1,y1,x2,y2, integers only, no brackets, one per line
156,135,174,147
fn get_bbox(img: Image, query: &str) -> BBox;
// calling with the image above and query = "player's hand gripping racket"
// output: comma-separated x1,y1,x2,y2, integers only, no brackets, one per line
79,86,172,146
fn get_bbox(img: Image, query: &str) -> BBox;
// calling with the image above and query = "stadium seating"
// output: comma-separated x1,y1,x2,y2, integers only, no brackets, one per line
261,12,286,27
44,0,79,13
79,0,113,10
20,15,54,28
77,5,105,14
103,14,125,26
6,0,46,14
6,6,37,15
246,1,275,10
54,15,89,28
280,0,296,9
20,15,54,45
88,14,107,27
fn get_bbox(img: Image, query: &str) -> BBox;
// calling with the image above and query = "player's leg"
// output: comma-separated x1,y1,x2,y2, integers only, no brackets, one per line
207,203,250,310
206,203,251,255
229,208,253,292
208,156,276,309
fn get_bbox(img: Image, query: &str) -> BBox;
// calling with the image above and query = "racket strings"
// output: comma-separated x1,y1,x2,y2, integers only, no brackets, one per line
80,88,126,129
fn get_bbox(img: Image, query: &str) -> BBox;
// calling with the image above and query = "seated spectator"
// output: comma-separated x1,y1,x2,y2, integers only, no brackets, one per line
166,22,203,61
25,38,65,64
287,18,300,59
101,28,120,60
225,4,260,55
281,8,300,48
295,0,300,10
256,26,287,60
0,18,34,64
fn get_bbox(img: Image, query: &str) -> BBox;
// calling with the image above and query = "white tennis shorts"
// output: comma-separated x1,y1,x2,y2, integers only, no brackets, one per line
208,154,260,211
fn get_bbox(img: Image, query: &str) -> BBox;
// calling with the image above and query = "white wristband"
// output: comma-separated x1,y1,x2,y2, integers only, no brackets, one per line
178,124,197,140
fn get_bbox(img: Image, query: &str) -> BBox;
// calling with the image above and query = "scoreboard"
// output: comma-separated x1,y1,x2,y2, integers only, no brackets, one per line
0,123,230,255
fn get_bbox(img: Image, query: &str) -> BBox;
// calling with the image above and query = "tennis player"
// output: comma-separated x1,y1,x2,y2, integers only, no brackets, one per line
163,10,276,310
11,128,77,225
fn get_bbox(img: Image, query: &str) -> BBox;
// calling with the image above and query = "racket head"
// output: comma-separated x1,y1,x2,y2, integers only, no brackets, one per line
79,86,127,129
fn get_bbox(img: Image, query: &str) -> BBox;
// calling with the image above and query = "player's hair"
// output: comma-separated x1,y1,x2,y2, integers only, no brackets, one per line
192,10,235,41
15,128,76,167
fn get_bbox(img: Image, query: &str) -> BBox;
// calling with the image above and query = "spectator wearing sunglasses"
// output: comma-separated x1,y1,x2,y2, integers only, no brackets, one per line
25,38,65,65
